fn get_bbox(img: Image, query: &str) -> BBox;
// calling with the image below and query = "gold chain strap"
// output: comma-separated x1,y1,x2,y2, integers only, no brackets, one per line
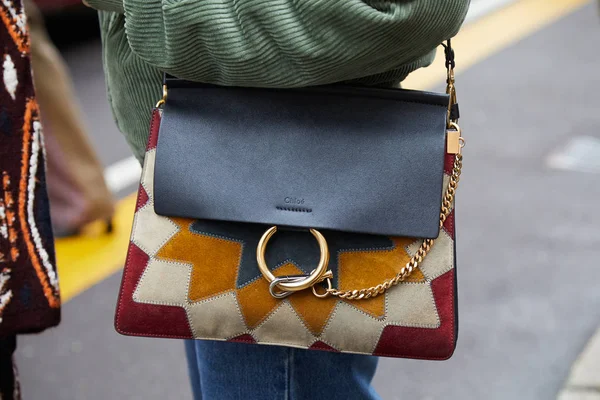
322,153,462,300
319,40,464,300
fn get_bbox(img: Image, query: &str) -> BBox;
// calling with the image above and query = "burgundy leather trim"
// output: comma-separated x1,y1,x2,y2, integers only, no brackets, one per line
115,242,193,339
372,270,456,360
444,153,456,175
228,334,257,344
443,209,455,240
147,109,161,151
309,341,339,353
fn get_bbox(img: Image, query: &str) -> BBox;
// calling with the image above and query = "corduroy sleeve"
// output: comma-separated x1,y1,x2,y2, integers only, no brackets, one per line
85,0,123,13
106,0,469,87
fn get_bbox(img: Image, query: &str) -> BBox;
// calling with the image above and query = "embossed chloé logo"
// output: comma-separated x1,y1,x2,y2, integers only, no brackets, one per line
278,197,312,213
284,197,305,205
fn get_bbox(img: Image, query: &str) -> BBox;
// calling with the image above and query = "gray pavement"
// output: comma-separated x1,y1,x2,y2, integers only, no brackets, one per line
15,4,600,400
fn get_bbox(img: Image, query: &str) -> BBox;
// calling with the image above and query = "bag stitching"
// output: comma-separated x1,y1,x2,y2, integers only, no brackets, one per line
132,258,193,307
187,226,252,293
251,301,315,343
419,230,454,281
383,281,441,329
317,308,386,354
237,258,300,289
132,201,180,259
301,298,340,336
373,269,456,360
116,154,155,334
184,292,245,337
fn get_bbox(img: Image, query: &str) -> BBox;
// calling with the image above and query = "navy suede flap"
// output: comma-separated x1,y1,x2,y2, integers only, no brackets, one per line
153,84,449,238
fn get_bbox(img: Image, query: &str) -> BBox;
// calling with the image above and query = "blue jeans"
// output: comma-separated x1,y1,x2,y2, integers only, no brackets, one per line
185,340,381,400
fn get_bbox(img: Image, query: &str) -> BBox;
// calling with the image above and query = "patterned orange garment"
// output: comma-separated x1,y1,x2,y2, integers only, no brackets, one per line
0,1,60,397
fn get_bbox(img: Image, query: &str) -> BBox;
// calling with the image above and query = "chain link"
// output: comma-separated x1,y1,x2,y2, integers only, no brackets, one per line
325,153,463,300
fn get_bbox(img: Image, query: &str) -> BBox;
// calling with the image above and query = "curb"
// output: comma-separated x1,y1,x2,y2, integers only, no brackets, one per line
558,327,600,399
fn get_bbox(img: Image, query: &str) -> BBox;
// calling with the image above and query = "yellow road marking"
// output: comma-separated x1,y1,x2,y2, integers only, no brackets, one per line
56,194,136,302
403,0,589,90
56,0,589,303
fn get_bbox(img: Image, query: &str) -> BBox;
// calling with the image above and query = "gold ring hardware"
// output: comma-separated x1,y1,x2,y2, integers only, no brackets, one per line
257,226,331,298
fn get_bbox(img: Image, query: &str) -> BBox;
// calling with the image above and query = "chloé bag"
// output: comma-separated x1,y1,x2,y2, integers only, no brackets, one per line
115,42,464,360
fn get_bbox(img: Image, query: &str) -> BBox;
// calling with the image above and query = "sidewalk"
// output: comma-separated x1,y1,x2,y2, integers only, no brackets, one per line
559,328,600,400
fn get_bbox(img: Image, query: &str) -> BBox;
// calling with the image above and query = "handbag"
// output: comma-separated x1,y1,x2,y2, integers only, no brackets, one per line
115,41,464,360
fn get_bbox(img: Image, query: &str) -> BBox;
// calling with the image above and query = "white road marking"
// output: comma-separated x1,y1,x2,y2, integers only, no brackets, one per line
547,136,600,174
102,0,519,194
104,156,142,193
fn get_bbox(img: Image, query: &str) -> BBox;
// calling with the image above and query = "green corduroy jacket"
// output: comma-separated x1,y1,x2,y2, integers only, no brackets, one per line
86,0,470,160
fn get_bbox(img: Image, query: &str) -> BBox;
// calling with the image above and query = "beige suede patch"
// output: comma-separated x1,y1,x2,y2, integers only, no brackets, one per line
140,148,156,201
410,229,453,281
386,282,440,328
186,292,247,339
133,258,192,306
131,148,182,257
131,203,179,257
252,302,315,348
320,302,386,354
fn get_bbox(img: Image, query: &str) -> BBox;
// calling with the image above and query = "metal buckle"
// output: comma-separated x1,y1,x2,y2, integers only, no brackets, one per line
257,226,331,298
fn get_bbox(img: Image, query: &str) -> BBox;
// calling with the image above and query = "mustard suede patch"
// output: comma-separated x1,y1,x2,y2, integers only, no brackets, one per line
237,263,302,329
404,267,426,283
337,237,416,318
349,296,385,318
288,288,338,336
157,218,241,302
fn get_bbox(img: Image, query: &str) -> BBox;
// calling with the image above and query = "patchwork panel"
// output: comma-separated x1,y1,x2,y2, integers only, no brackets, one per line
115,243,192,338
131,203,179,258
140,149,156,200
133,258,192,305
408,229,453,281
320,302,386,354
252,302,316,348
186,292,247,340
236,263,302,329
338,237,417,319
287,287,338,336
373,270,456,360
115,111,458,359
309,341,339,352
385,282,440,328
159,219,241,302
